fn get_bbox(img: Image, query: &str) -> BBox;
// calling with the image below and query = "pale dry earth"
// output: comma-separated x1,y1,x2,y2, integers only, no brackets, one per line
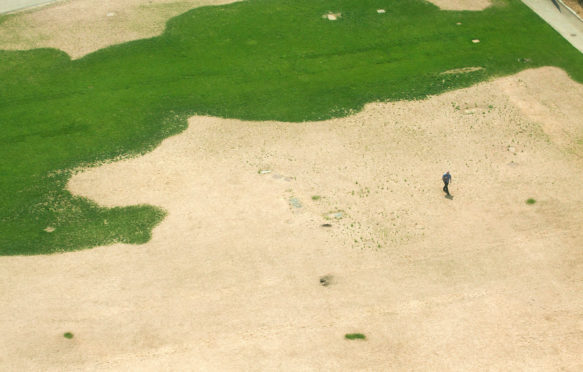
427,0,491,11
0,0,492,59
1,67,582,371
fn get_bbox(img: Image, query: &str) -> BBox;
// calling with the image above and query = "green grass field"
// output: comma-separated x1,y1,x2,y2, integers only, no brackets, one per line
1,0,582,255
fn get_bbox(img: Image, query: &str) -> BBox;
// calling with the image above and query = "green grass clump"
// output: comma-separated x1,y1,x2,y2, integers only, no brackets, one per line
311,195,321,201
345,333,366,340
1,0,583,254
63,332,74,339
526,198,536,205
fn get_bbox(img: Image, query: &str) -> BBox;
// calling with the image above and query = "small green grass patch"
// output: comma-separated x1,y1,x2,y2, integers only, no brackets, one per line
526,198,536,205
63,332,74,339
345,333,366,340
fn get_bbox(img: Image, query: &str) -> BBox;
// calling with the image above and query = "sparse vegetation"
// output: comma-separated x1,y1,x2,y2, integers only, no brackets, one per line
63,332,74,339
526,198,536,205
345,333,366,340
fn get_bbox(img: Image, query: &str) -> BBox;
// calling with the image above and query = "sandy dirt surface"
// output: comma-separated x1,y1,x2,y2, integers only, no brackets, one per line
0,0,241,59
426,0,492,11
1,67,582,370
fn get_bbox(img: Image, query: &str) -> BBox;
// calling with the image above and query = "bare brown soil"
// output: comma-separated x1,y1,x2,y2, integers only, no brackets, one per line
564,0,583,18
1,67,582,371
426,0,492,11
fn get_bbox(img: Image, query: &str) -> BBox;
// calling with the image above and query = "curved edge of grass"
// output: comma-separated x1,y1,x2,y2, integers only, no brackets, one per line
0,111,185,256
47,203,168,255
0,201,167,256
345,333,366,340
2,0,583,255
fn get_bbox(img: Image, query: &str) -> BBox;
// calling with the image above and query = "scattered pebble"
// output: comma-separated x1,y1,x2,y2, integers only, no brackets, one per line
508,146,516,153
472,39,480,43
106,12,116,17
323,12,341,21
289,197,302,208
320,275,333,286
377,9,386,14
259,169,271,174
326,211,344,219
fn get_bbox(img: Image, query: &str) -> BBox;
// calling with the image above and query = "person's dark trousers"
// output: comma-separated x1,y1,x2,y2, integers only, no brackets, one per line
443,182,449,195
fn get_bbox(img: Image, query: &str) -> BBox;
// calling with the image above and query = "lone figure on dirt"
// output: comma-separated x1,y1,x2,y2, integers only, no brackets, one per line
442,171,452,196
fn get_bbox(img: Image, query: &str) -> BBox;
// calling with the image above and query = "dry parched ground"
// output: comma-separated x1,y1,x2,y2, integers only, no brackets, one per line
1,67,582,370
427,0,491,11
1,0,583,370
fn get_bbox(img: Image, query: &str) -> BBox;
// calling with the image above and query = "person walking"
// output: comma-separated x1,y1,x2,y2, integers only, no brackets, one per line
442,171,452,196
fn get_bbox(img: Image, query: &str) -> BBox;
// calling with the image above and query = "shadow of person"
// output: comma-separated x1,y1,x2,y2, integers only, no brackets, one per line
445,194,454,200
